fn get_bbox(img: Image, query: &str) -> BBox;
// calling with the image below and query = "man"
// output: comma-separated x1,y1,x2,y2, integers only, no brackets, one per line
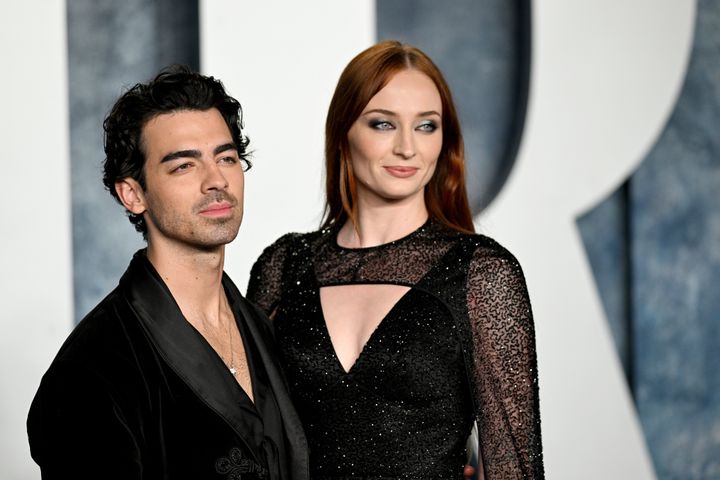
27,66,308,479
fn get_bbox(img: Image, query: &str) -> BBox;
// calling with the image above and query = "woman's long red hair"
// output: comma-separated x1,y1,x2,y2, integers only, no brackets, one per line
322,40,474,234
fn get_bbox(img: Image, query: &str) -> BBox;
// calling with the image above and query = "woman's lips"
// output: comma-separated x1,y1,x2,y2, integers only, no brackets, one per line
383,166,418,178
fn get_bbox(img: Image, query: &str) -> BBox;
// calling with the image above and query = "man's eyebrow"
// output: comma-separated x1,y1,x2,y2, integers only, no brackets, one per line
159,143,237,163
160,149,201,163
214,143,237,155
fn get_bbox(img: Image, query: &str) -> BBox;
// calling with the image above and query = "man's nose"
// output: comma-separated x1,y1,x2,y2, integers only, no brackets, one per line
201,162,229,191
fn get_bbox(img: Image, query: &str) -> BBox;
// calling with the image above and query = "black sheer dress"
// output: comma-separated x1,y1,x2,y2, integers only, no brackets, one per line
248,220,544,479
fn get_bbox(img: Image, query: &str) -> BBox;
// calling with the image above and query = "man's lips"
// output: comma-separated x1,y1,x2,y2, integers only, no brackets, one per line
198,202,233,217
383,166,419,178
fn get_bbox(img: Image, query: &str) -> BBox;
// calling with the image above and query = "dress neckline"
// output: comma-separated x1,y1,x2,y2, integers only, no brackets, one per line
331,217,433,253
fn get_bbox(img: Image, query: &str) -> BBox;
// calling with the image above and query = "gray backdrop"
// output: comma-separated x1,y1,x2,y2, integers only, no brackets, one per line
68,0,719,477
578,0,720,476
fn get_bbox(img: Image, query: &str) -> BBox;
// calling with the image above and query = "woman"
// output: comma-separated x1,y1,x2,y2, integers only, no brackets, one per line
248,40,544,479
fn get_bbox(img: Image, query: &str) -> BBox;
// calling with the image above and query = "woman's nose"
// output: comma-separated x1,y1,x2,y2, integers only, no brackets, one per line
392,129,416,159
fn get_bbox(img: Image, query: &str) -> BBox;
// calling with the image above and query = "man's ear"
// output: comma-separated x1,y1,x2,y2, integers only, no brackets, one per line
115,178,147,215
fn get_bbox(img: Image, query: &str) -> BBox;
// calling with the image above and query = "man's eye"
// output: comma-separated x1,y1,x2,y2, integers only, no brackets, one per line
172,162,192,173
219,156,238,164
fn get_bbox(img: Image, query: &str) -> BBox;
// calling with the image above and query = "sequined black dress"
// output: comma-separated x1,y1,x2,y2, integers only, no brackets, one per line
248,220,544,479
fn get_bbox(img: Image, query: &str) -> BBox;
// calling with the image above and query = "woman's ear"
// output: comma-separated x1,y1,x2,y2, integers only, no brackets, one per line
114,178,147,215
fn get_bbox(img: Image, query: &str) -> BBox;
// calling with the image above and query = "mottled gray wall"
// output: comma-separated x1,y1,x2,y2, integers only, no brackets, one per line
377,0,530,213
68,0,199,321
579,0,720,477
66,0,720,475
578,187,633,382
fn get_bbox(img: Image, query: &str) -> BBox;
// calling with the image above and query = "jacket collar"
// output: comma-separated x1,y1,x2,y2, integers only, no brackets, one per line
119,251,262,458
224,276,309,479
117,250,308,479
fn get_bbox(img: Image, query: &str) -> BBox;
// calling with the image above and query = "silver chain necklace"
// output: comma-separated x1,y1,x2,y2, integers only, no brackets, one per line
226,314,237,377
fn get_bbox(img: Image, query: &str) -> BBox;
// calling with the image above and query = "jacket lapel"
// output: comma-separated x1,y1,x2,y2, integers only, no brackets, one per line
118,251,261,461
224,276,310,480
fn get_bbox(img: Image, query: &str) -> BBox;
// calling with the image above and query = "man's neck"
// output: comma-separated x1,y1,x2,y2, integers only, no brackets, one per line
146,240,228,329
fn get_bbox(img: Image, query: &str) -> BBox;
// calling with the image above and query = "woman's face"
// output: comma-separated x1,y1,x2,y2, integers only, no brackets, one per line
346,69,442,209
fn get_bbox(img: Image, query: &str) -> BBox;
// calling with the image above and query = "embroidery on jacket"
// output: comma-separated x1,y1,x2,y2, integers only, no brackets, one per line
215,447,268,479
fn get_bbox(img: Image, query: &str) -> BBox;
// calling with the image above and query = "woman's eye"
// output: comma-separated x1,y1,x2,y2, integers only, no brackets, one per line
417,121,438,133
369,120,394,131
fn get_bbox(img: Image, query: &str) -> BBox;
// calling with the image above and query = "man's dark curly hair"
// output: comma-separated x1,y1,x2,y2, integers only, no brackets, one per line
102,65,251,238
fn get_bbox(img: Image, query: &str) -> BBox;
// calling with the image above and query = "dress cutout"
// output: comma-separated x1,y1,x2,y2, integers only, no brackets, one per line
319,284,412,373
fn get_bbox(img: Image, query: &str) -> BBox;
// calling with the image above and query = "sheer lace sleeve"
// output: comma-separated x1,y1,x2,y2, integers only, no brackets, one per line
246,233,297,317
467,243,544,479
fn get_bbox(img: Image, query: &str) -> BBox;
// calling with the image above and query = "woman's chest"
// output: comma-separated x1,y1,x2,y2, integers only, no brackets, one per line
275,285,466,400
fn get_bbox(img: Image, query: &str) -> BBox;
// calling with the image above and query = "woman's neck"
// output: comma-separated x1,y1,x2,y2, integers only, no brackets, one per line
337,200,429,249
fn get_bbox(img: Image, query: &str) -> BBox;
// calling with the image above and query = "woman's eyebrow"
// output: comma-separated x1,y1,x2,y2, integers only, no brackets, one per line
361,108,440,117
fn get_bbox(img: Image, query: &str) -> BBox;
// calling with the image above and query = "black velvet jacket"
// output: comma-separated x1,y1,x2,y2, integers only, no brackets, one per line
28,251,308,480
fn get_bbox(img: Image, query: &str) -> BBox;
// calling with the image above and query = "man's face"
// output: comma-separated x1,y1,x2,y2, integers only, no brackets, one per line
135,108,245,251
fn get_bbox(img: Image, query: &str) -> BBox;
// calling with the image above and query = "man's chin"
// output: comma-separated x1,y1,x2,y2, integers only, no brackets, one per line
195,231,240,250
